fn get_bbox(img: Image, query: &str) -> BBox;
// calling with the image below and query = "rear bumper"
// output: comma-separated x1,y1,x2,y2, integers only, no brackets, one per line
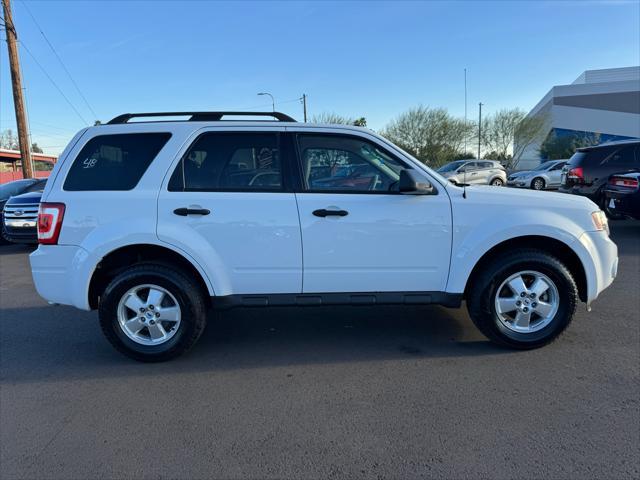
29,245,92,310
577,230,618,304
604,189,640,219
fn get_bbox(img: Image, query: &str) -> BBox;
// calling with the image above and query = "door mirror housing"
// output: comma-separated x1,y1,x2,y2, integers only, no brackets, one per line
399,169,436,195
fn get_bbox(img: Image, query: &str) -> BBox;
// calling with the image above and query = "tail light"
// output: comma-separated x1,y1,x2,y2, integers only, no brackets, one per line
37,203,65,245
609,176,639,189
567,167,584,183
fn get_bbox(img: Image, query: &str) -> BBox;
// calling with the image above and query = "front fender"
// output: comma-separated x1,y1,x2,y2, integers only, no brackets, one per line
445,209,588,294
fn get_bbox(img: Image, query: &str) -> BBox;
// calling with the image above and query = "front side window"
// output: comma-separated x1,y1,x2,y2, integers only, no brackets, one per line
64,133,171,191
169,132,282,191
297,134,406,193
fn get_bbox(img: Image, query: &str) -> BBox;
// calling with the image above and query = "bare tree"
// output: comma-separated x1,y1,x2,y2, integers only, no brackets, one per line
311,112,356,125
382,106,474,167
481,108,547,168
512,114,548,166
0,129,20,150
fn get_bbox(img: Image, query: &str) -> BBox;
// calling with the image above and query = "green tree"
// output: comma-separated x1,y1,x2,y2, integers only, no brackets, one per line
539,132,600,160
31,143,43,153
353,117,367,127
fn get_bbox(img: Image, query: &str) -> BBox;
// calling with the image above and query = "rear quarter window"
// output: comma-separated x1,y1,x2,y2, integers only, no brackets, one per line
64,133,171,191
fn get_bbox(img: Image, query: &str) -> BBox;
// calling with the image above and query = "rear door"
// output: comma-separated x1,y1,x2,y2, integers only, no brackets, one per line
463,162,484,184
157,128,302,296
547,161,566,186
291,131,452,293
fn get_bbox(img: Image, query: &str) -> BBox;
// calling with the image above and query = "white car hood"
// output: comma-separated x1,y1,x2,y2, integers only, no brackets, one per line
453,183,597,209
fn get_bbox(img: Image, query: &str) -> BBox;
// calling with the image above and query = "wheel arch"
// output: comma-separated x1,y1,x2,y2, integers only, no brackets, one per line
532,176,546,189
88,243,213,310
463,235,587,303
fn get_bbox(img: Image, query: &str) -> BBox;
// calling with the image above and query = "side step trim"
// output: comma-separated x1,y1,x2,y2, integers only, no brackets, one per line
211,292,463,310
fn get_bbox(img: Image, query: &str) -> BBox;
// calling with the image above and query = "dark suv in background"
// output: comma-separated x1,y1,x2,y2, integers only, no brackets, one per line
560,139,640,212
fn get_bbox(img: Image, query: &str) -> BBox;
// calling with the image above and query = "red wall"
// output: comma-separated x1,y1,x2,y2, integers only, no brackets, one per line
0,171,50,183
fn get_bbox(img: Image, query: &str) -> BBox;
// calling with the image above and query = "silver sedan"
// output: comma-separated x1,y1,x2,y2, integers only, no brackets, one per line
507,160,568,190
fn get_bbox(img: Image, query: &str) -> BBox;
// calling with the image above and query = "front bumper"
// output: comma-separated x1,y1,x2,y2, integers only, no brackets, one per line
507,179,529,188
29,245,92,310
2,225,37,244
577,230,618,305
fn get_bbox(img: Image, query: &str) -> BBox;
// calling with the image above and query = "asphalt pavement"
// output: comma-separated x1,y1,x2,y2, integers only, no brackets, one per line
1,222,639,479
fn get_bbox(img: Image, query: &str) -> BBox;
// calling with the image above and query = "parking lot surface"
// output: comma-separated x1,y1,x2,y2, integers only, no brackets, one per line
1,222,639,480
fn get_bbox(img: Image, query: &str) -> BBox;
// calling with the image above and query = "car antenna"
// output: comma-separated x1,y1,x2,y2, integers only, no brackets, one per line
462,161,467,199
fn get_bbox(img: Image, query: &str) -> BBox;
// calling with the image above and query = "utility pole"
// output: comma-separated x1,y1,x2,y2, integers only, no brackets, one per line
477,102,483,160
2,0,33,178
301,94,307,123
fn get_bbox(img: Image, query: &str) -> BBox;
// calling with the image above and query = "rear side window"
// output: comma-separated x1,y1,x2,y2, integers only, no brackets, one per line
64,133,171,191
168,132,282,191
601,145,639,167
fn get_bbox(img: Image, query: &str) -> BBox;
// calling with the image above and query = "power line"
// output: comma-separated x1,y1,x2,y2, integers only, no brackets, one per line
18,39,88,125
17,0,97,120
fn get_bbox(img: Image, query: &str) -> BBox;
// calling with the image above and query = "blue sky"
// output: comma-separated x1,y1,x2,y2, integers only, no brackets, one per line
1,0,639,154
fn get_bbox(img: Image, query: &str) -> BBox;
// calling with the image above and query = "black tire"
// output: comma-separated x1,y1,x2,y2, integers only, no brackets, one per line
99,264,208,362
0,215,11,245
466,249,577,349
531,177,545,190
490,178,504,186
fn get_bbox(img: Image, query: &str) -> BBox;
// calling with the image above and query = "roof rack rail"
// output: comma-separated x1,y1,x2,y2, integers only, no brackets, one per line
106,111,297,125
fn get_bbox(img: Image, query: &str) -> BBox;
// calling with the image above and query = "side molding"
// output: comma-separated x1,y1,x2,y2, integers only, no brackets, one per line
211,291,463,309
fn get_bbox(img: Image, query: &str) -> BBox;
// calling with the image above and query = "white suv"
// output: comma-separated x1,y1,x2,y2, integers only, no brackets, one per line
29,111,618,361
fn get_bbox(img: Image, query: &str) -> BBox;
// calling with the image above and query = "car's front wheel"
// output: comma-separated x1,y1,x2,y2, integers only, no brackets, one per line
99,264,208,362
532,177,545,190
490,178,504,186
467,249,577,349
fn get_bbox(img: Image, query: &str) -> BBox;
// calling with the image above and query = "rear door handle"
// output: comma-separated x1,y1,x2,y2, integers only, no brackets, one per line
312,209,348,217
173,208,210,216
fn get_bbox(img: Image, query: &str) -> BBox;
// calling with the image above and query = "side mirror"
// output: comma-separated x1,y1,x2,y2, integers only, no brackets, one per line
399,169,436,195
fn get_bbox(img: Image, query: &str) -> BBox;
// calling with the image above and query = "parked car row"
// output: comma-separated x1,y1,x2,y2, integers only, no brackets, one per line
560,139,640,217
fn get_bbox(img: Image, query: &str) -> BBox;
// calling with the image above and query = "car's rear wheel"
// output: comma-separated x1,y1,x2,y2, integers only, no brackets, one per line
467,249,577,349
99,264,207,362
532,177,545,190
490,178,504,186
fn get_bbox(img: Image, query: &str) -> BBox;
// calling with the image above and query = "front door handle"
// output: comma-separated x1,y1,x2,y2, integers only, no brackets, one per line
173,207,211,216
312,209,348,217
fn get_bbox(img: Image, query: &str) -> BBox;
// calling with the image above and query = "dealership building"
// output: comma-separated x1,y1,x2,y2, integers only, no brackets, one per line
516,66,640,169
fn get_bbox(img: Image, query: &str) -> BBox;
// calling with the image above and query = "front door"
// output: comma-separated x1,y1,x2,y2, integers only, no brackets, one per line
157,130,302,296
292,132,452,293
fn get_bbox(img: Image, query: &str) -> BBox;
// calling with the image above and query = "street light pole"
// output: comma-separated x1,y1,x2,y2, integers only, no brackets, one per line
257,92,275,112
478,102,483,160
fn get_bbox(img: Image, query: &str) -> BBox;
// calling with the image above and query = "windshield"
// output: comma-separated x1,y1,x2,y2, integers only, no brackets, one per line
0,179,36,200
533,161,555,171
437,161,466,173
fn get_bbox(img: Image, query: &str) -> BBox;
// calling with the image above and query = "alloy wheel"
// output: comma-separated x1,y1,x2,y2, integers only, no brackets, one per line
494,270,559,333
117,284,182,345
